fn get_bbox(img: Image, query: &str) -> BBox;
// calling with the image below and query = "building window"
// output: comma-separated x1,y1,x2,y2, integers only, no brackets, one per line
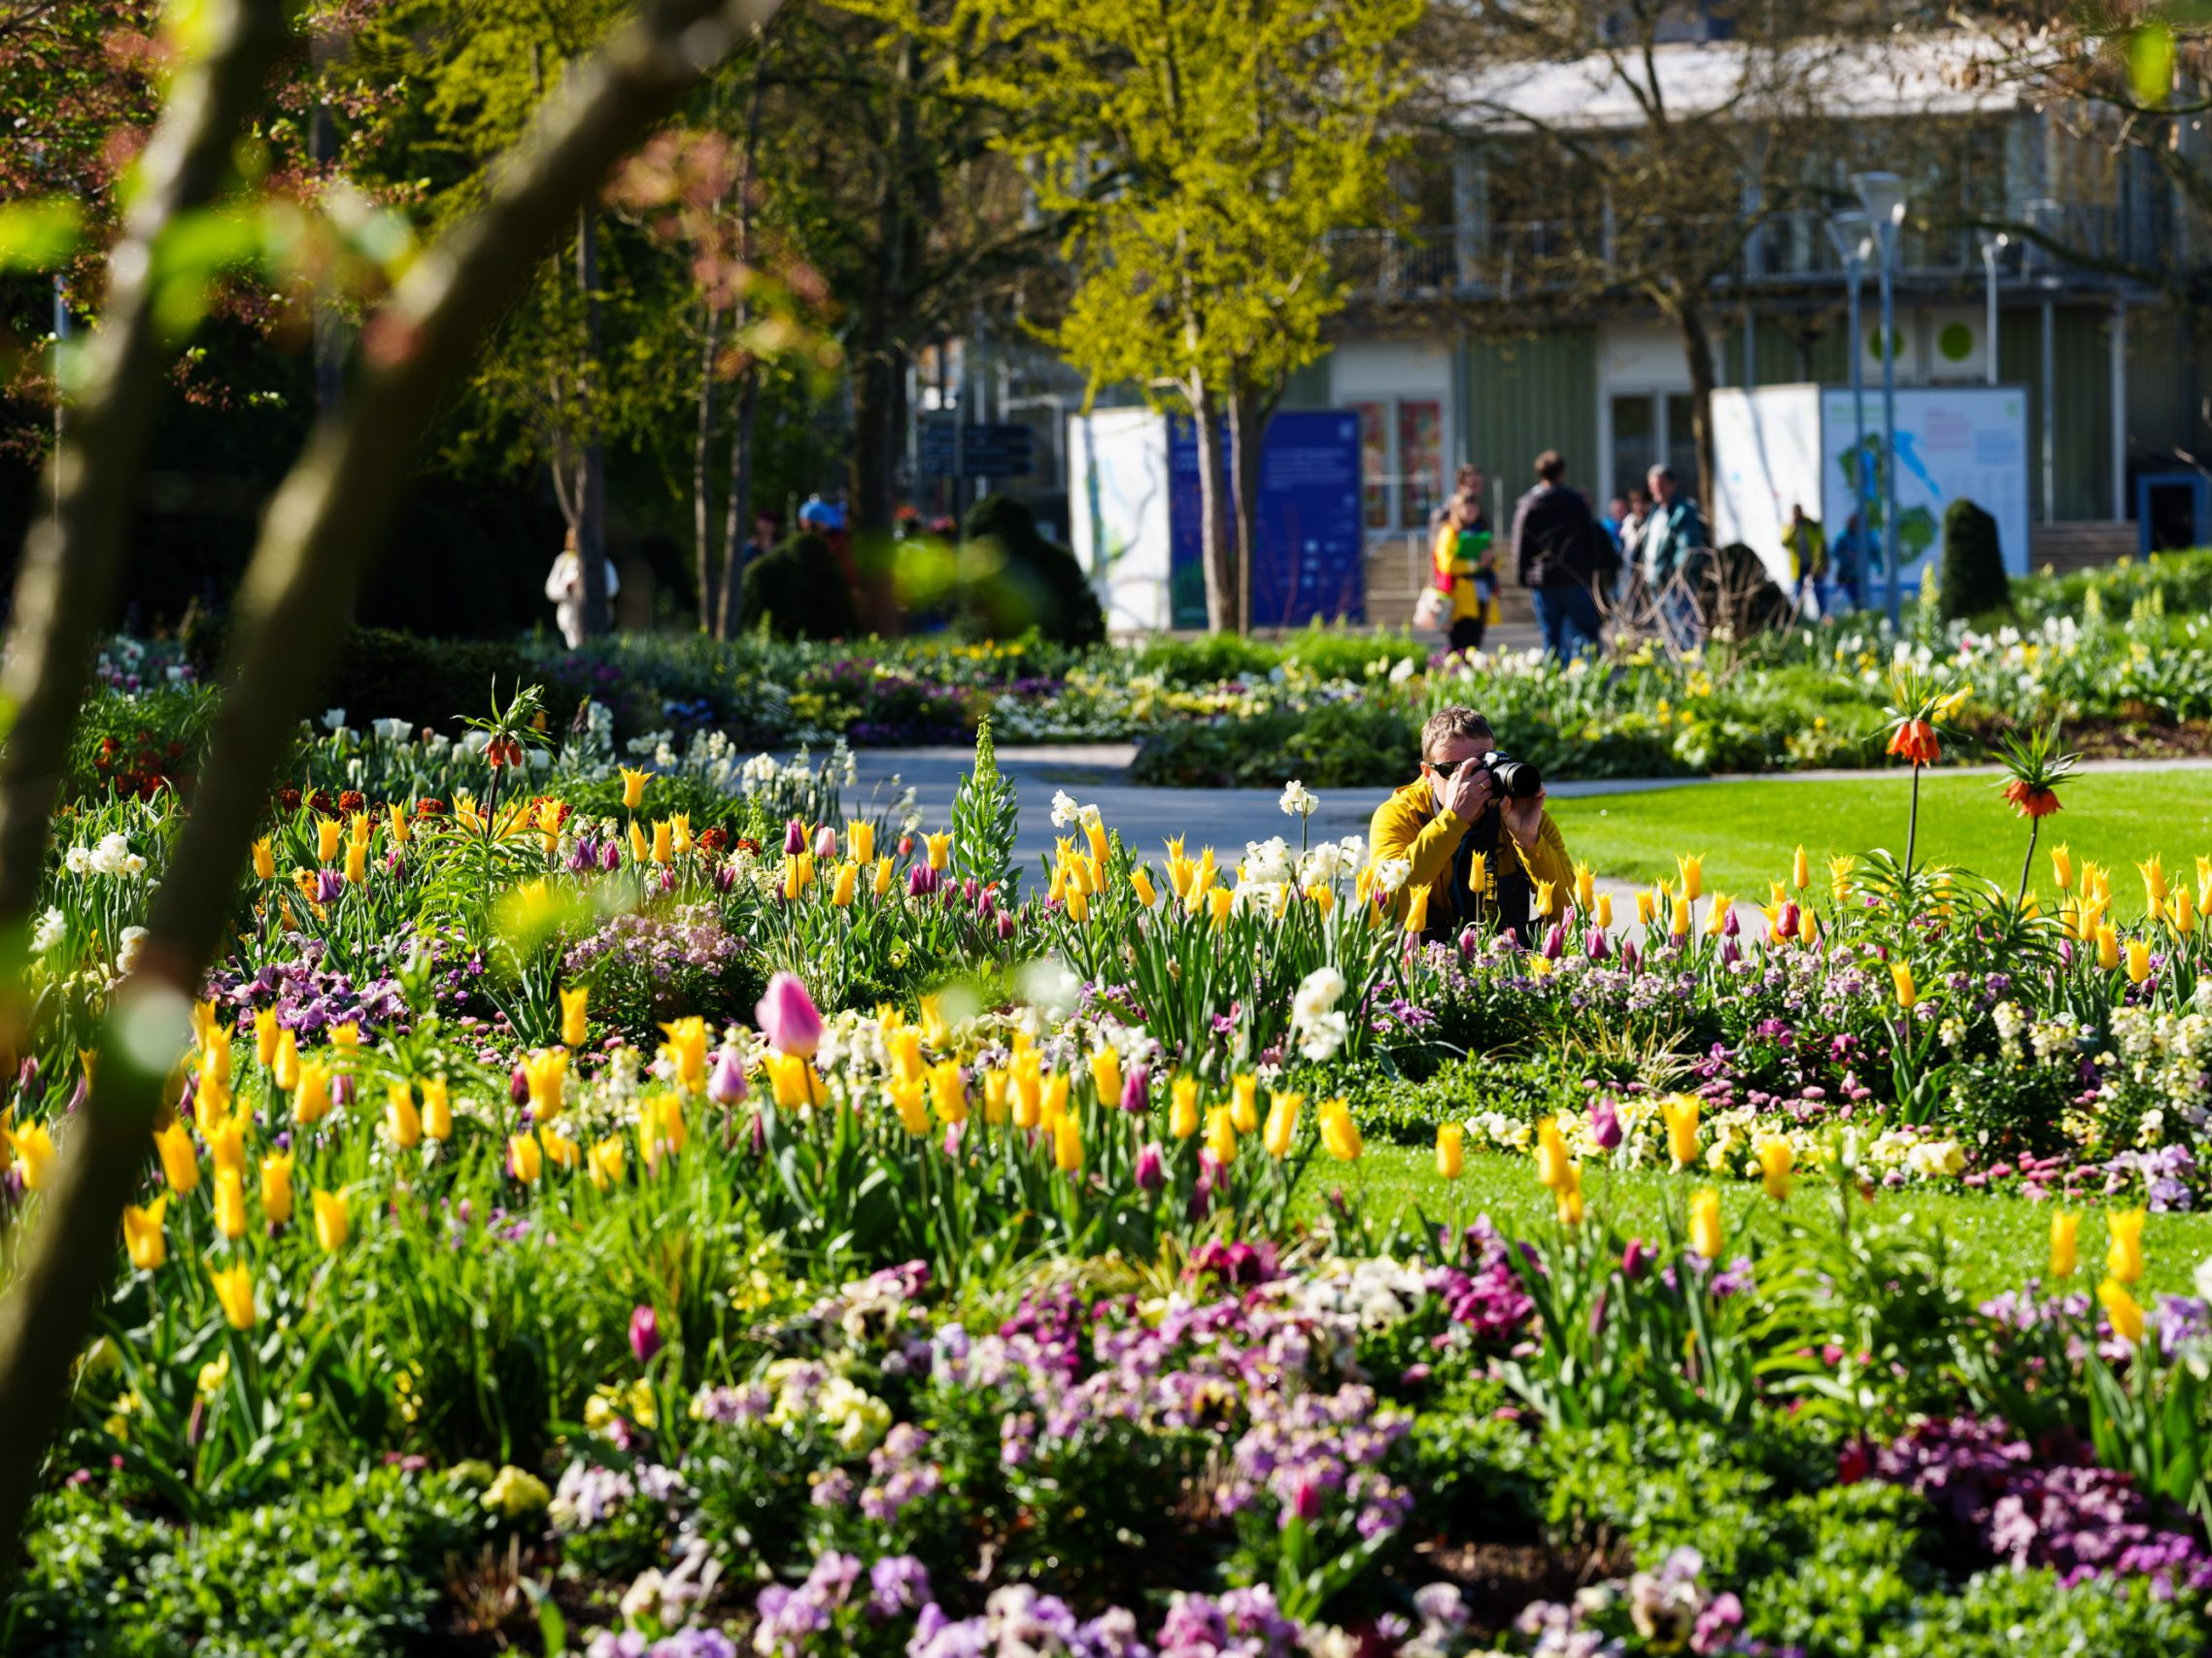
1349,397,1446,533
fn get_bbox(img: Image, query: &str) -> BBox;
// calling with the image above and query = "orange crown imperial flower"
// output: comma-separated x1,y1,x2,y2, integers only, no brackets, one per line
1887,719,1940,765
2000,779,2062,820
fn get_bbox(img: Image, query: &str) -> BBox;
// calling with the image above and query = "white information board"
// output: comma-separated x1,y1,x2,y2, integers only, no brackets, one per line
1067,407,1173,633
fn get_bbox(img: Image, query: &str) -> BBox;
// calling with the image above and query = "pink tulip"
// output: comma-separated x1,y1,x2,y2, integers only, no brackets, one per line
629,1304,661,1365
813,825,838,861
708,1046,748,1105
1135,1141,1165,1193
756,972,823,1058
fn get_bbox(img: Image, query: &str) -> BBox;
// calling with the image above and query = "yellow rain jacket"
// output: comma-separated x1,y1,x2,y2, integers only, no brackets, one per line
1369,778,1573,937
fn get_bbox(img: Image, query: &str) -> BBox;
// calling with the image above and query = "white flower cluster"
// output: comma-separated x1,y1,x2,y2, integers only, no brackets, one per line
1278,779,1318,819
64,833,148,880
1289,967,1347,1063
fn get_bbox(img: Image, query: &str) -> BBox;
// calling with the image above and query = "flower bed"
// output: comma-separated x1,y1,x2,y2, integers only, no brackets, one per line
6,674,2212,1655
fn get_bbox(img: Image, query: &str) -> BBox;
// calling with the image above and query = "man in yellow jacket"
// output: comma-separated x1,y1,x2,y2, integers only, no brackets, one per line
1370,706,1572,945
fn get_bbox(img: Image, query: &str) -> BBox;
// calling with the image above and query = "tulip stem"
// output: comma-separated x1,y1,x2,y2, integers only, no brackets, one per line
2016,817,2040,911
1904,762,1922,877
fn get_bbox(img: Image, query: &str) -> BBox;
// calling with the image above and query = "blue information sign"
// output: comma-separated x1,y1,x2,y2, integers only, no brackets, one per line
1168,412,1364,629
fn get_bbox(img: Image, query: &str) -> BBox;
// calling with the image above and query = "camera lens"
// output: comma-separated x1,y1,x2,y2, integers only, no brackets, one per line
1488,757,1542,798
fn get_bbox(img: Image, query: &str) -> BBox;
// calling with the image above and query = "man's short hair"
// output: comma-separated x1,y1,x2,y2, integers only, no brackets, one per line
1535,450,1566,483
1649,464,1677,485
1420,706,1495,763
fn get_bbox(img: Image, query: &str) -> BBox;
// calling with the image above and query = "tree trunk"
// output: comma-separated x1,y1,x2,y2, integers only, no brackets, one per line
719,357,761,638
1226,384,1270,636
577,202,610,635
1673,298,1719,513
310,33,345,422
1191,382,1237,634
693,296,722,629
0,0,790,1573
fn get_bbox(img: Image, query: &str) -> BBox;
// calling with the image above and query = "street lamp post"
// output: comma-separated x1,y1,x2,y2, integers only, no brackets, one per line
1854,171,1909,631
1826,210,1872,616
1978,231,2007,389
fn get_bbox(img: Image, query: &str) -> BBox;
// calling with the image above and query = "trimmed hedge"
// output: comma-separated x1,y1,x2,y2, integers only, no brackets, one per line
739,531,861,640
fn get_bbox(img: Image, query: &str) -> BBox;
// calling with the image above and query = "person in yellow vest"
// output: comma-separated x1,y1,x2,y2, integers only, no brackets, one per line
1430,490,1496,656
1369,706,1572,946
1782,502,1827,617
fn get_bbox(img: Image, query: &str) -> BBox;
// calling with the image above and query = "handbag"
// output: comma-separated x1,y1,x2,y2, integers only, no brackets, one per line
1413,587,1450,629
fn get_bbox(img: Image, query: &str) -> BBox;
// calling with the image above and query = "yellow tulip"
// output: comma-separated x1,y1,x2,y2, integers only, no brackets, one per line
1677,854,1704,901
621,767,649,809
343,838,367,885
1264,1092,1303,1159
1636,890,1655,928
561,985,590,1048
1791,844,1810,892
259,1151,294,1226
1670,897,1691,939
832,861,859,907
122,1196,168,1270
1402,886,1430,936
1829,855,1856,905
2051,842,2075,893
330,1022,360,1051
1660,1094,1700,1169
508,1131,543,1184
1703,894,1730,939
2099,1278,2145,1345
252,837,276,880
1208,888,1234,930
253,1007,281,1069
268,1027,299,1091
1065,885,1091,924
2139,855,2170,909
1554,1161,1584,1226
422,1074,453,1141
1041,1072,1069,1129
1572,862,1595,913
926,831,951,871
873,855,896,897
2126,938,2152,985
213,1167,248,1241
1594,892,1614,931
7,1120,54,1192
847,819,874,864
293,1060,330,1127
1534,1117,1572,1189
651,820,673,864
2050,1208,2079,1279
659,1017,708,1092
1318,1099,1361,1162
312,1189,349,1253
1436,1122,1465,1180
981,1068,1011,1126
209,1261,256,1330
1536,879,1559,920
199,1022,233,1087
2107,1208,2146,1284
630,821,652,866
316,816,342,863
153,1119,199,1194
1798,905,1820,946
1687,1187,1724,1259
892,1076,931,1135
888,1026,925,1086
391,800,414,844
524,1047,567,1114
1205,1105,1238,1167
1891,961,1919,1009
929,1060,968,1126
1131,866,1158,908
588,1136,627,1192
2173,886,2199,937
1088,1046,1123,1111
1170,1075,1201,1139
1466,851,1488,897
1052,1111,1083,1172
2095,923,2121,971
1230,1073,1260,1134
1755,1136,1793,1202
386,1084,423,1150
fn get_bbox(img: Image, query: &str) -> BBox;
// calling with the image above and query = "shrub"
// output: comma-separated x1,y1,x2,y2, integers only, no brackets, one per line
958,494,1106,647
1940,498,2008,620
740,531,861,640
316,627,578,736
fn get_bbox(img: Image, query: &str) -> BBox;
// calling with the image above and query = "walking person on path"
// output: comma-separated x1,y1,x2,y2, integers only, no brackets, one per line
1511,450,1616,663
1431,489,1496,657
1640,464,1711,652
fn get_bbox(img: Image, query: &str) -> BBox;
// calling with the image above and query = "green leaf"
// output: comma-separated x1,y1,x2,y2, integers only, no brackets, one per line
0,199,84,272
2131,21,2176,108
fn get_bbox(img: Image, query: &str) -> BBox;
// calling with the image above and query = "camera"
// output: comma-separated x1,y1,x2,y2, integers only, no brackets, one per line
1478,750,1543,800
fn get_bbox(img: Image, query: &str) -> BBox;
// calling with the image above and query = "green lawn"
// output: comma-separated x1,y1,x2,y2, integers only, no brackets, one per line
1550,769,2212,913
1296,1144,2212,1303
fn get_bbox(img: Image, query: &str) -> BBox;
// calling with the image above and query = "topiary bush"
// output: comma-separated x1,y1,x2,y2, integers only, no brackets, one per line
1938,498,2008,620
319,627,580,735
958,493,1106,647
738,531,860,640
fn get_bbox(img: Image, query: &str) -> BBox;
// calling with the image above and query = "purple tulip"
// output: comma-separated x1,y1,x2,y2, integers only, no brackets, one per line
1457,925,1480,960
568,836,596,873
511,1064,530,1105
314,869,345,904
2058,939,2074,966
1135,1141,1166,1193
1542,924,1565,961
332,1073,355,1108
976,886,996,922
756,971,823,1058
1292,1476,1323,1522
1720,937,1742,967
629,1305,662,1365
961,878,979,904
599,840,621,872
1622,1238,1653,1280
1775,900,1801,942
996,912,1017,941
1590,1099,1622,1151
812,825,838,861
907,863,940,897
713,862,736,894
708,1045,749,1106
1619,938,1642,973
784,818,807,856
1120,1064,1151,1114
1719,905,1740,938
1584,925,1611,962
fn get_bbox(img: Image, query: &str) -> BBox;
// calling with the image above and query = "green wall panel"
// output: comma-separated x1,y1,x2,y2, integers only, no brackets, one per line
1460,329,1598,491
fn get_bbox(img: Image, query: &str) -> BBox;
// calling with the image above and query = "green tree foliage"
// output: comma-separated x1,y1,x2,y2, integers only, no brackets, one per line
938,0,1418,633
739,528,859,638
1938,498,2008,621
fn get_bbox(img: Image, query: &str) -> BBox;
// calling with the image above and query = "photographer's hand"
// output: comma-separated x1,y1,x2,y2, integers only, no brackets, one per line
1435,759,1494,824
1501,787,1547,850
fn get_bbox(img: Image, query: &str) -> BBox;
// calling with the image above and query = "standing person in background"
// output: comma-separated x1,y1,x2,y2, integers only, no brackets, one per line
1431,489,1495,657
1827,510,1873,616
1782,502,1827,618
545,525,620,650
1511,450,1616,663
1640,464,1711,652
1616,485,1651,610
1431,462,1488,541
